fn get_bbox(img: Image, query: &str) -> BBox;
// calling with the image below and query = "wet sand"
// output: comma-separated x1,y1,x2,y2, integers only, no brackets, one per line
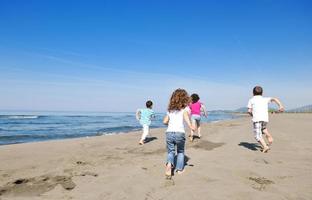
0,114,311,200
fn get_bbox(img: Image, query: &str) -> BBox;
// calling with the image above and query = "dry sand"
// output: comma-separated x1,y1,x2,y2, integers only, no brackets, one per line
0,114,311,200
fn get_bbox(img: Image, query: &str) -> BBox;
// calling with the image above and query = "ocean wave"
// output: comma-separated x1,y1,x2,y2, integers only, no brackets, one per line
63,115,91,118
0,115,42,119
97,125,141,134
124,114,135,118
63,115,113,118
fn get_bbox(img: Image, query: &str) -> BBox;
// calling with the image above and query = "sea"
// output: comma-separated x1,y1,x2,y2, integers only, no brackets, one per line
0,111,240,145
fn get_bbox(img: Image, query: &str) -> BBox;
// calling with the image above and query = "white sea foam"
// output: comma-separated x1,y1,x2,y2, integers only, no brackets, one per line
7,115,39,119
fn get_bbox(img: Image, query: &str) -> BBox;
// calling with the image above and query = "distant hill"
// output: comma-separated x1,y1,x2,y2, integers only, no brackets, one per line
233,105,281,113
210,104,312,114
233,107,247,113
208,110,232,113
209,107,247,113
209,105,312,114
287,105,312,113
208,107,247,113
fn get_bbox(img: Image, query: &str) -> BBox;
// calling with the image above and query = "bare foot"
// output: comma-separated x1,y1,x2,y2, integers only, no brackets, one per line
165,165,172,178
139,141,144,145
262,147,270,153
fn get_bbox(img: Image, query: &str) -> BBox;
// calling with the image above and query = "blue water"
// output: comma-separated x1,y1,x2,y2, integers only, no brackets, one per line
0,111,239,145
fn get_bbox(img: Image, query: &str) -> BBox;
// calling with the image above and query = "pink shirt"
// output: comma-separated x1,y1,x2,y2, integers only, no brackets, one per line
189,101,201,115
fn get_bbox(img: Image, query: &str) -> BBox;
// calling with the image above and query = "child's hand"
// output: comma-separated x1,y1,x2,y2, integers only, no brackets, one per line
163,115,169,125
190,125,196,131
247,108,253,117
136,110,141,121
278,107,285,113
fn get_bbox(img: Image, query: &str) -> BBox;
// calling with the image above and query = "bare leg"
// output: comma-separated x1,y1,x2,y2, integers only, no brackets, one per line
262,129,273,145
190,120,196,142
258,138,270,153
139,125,149,145
165,163,172,178
253,122,269,152
197,122,201,138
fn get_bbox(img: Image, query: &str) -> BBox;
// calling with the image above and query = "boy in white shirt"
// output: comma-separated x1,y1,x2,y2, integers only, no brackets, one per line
247,86,284,153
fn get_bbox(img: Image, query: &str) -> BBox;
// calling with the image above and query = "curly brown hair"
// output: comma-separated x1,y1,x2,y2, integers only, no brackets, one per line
168,88,190,112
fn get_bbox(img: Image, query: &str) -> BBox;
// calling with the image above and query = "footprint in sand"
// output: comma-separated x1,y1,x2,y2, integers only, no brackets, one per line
191,140,224,151
77,172,98,177
76,161,88,165
254,158,270,164
248,176,274,191
1,174,10,178
0,175,76,197
163,178,175,187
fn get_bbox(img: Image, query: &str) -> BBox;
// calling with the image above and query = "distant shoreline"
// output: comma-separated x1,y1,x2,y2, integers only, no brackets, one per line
0,112,240,146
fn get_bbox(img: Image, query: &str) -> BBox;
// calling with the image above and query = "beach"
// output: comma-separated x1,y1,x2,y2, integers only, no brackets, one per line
0,113,311,200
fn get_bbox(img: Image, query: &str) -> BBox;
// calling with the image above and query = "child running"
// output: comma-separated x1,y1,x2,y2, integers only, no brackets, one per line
163,89,195,178
189,93,208,142
247,86,284,153
136,100,155,145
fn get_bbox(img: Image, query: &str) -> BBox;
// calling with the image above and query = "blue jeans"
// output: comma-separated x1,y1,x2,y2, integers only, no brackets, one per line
166,132,186,171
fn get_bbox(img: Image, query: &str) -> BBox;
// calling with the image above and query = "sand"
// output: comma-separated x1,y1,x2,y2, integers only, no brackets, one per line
0,114,311,200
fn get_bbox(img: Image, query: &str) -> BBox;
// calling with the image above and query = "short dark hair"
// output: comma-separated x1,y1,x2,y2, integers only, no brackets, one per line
146,100,153,108
191,93,200,103
253,86,263,95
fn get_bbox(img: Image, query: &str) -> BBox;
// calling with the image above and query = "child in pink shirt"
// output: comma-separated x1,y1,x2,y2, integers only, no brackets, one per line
189,93,207,141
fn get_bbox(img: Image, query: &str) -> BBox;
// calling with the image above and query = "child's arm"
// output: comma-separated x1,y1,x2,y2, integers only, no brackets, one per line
135,109,141,121
151,111,156,119
201,104,208,117
183,110,195,131
247,99,253,116
163,115,169,125
247,108,253,117
271,98,285,112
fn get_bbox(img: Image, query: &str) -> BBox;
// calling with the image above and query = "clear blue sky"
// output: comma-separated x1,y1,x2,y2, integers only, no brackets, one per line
0,0,311,112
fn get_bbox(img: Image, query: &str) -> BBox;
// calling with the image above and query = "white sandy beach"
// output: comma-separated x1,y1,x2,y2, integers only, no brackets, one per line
0,114,311,200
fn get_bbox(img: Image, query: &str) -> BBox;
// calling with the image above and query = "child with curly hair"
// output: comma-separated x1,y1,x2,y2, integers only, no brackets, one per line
163,89,195,178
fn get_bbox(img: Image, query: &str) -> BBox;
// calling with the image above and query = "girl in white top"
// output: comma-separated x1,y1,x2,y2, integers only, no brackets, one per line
163,89,195,178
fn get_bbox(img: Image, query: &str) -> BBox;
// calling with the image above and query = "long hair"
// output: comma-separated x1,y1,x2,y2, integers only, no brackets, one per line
168,89,190,112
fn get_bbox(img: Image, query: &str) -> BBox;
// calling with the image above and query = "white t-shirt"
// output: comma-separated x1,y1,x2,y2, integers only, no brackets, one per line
247,96,272,122
166,107,190,133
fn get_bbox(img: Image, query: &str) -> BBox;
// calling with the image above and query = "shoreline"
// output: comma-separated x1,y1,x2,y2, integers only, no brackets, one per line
0,114,311,199
0,113,244,147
